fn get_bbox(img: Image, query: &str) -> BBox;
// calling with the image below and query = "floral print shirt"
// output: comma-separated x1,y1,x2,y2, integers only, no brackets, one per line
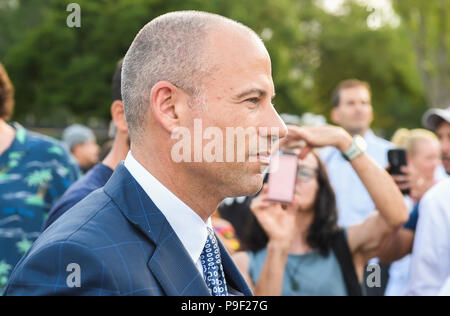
0,123,80,293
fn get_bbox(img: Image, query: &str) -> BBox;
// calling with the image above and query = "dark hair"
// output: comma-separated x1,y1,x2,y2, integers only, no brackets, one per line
112,59,123,101
0,62,14,120
331,79,371,108
241,151,340,257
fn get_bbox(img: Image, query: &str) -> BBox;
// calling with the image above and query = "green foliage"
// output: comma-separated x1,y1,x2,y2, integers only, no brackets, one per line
393,0,450,108
0,0,435,137
312,1,426,136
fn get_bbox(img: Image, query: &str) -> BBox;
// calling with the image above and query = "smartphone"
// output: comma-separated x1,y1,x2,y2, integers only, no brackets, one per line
267,152,298,204
388,148,410,195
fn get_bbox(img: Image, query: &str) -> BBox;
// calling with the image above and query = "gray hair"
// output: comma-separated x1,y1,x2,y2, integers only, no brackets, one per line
121,11,261,143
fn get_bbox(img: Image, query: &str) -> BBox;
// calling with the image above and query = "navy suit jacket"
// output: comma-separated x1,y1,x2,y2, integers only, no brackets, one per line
4,163,253,296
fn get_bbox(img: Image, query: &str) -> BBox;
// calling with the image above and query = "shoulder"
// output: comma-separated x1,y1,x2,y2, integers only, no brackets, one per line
367,132,393,150
14,189,125,267
419,179,450,217
421,179,450,204
25,129,78,167
44,177,98,229
430,178,450,193
38,189,126,249
414,180,450,249
83,163,114,186
63,163,112,195
26,129,64,152
4,237,120,296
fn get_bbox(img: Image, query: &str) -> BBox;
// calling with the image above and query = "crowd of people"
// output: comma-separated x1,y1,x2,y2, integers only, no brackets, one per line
0,11,449,296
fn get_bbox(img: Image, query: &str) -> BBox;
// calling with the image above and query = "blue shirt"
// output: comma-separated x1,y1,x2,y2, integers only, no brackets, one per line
0,123,80,292
42,163,113,231
320,130,393,227
404,203,419,231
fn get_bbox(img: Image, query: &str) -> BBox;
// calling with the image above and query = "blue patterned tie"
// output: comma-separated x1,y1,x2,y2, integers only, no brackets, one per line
200,228,228,296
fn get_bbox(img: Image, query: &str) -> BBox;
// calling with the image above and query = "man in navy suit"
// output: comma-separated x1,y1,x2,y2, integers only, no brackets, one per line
4,11,287,296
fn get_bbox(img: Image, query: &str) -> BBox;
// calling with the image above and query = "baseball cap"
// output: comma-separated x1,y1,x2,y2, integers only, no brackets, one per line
422,107,450,131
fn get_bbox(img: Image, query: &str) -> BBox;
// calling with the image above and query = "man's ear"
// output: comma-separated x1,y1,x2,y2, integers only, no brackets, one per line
110,100,128,133
149,81,184,133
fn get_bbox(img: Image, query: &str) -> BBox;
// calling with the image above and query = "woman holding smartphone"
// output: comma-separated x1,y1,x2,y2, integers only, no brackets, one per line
233,125,408,296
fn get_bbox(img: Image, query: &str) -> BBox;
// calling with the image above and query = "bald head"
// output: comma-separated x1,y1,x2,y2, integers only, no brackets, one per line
121,11,264,143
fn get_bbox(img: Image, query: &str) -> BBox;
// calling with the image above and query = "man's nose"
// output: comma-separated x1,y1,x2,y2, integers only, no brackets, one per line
266,108,288,141
355,102,366,112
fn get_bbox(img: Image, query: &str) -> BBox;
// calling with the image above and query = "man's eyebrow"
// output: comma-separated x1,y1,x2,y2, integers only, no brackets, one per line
234,88,276,100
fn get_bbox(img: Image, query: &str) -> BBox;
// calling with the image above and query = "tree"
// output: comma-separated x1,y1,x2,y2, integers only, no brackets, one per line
311,0,426,136
393,0,450,108
0,0,52,58
3,0,315,126
0,0,432,136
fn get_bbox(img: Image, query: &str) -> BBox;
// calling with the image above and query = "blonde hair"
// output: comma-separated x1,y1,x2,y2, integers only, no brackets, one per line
391,128,439,155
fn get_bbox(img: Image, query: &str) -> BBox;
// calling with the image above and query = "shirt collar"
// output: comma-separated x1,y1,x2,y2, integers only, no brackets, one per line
8,122,28,152
363,129,376,142
123,151,211,265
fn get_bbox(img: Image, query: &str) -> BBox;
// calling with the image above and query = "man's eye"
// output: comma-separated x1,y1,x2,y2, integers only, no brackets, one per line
246,98,259,104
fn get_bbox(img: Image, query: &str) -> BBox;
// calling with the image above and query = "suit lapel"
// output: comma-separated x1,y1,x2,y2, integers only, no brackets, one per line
147,230,210,296
104,163,252,296
104,163,210,296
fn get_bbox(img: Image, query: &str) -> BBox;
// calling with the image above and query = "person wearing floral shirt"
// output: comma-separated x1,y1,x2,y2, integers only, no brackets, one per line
0,63,80,293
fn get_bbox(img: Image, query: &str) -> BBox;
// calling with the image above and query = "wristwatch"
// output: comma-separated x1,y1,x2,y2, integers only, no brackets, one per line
342,135,367,161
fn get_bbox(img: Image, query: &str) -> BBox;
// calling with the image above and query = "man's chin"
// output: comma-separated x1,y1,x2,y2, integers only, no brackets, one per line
230,173,264,197
348,127,366,136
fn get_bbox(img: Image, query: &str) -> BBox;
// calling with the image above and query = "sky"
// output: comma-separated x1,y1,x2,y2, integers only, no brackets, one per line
318,0,400,29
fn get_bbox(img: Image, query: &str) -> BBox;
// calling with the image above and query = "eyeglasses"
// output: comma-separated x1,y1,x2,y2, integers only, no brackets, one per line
296,165,318,182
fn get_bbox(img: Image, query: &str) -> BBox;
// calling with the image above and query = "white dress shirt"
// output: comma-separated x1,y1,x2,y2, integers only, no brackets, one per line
407,178,450,296
124,151,211,277
320,130,393,227
386,174,446,296
439,278,450,296
435,165,449,182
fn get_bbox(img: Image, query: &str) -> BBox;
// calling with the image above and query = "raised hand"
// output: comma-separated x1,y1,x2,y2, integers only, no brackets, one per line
280,125,352,159
250,185,299,249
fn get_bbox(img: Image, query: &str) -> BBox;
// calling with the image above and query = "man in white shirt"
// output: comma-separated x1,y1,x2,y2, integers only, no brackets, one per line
407,107,450,296
321,80,393,227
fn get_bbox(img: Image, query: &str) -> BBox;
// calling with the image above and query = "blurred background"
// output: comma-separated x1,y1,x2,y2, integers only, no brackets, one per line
0,0,449,140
